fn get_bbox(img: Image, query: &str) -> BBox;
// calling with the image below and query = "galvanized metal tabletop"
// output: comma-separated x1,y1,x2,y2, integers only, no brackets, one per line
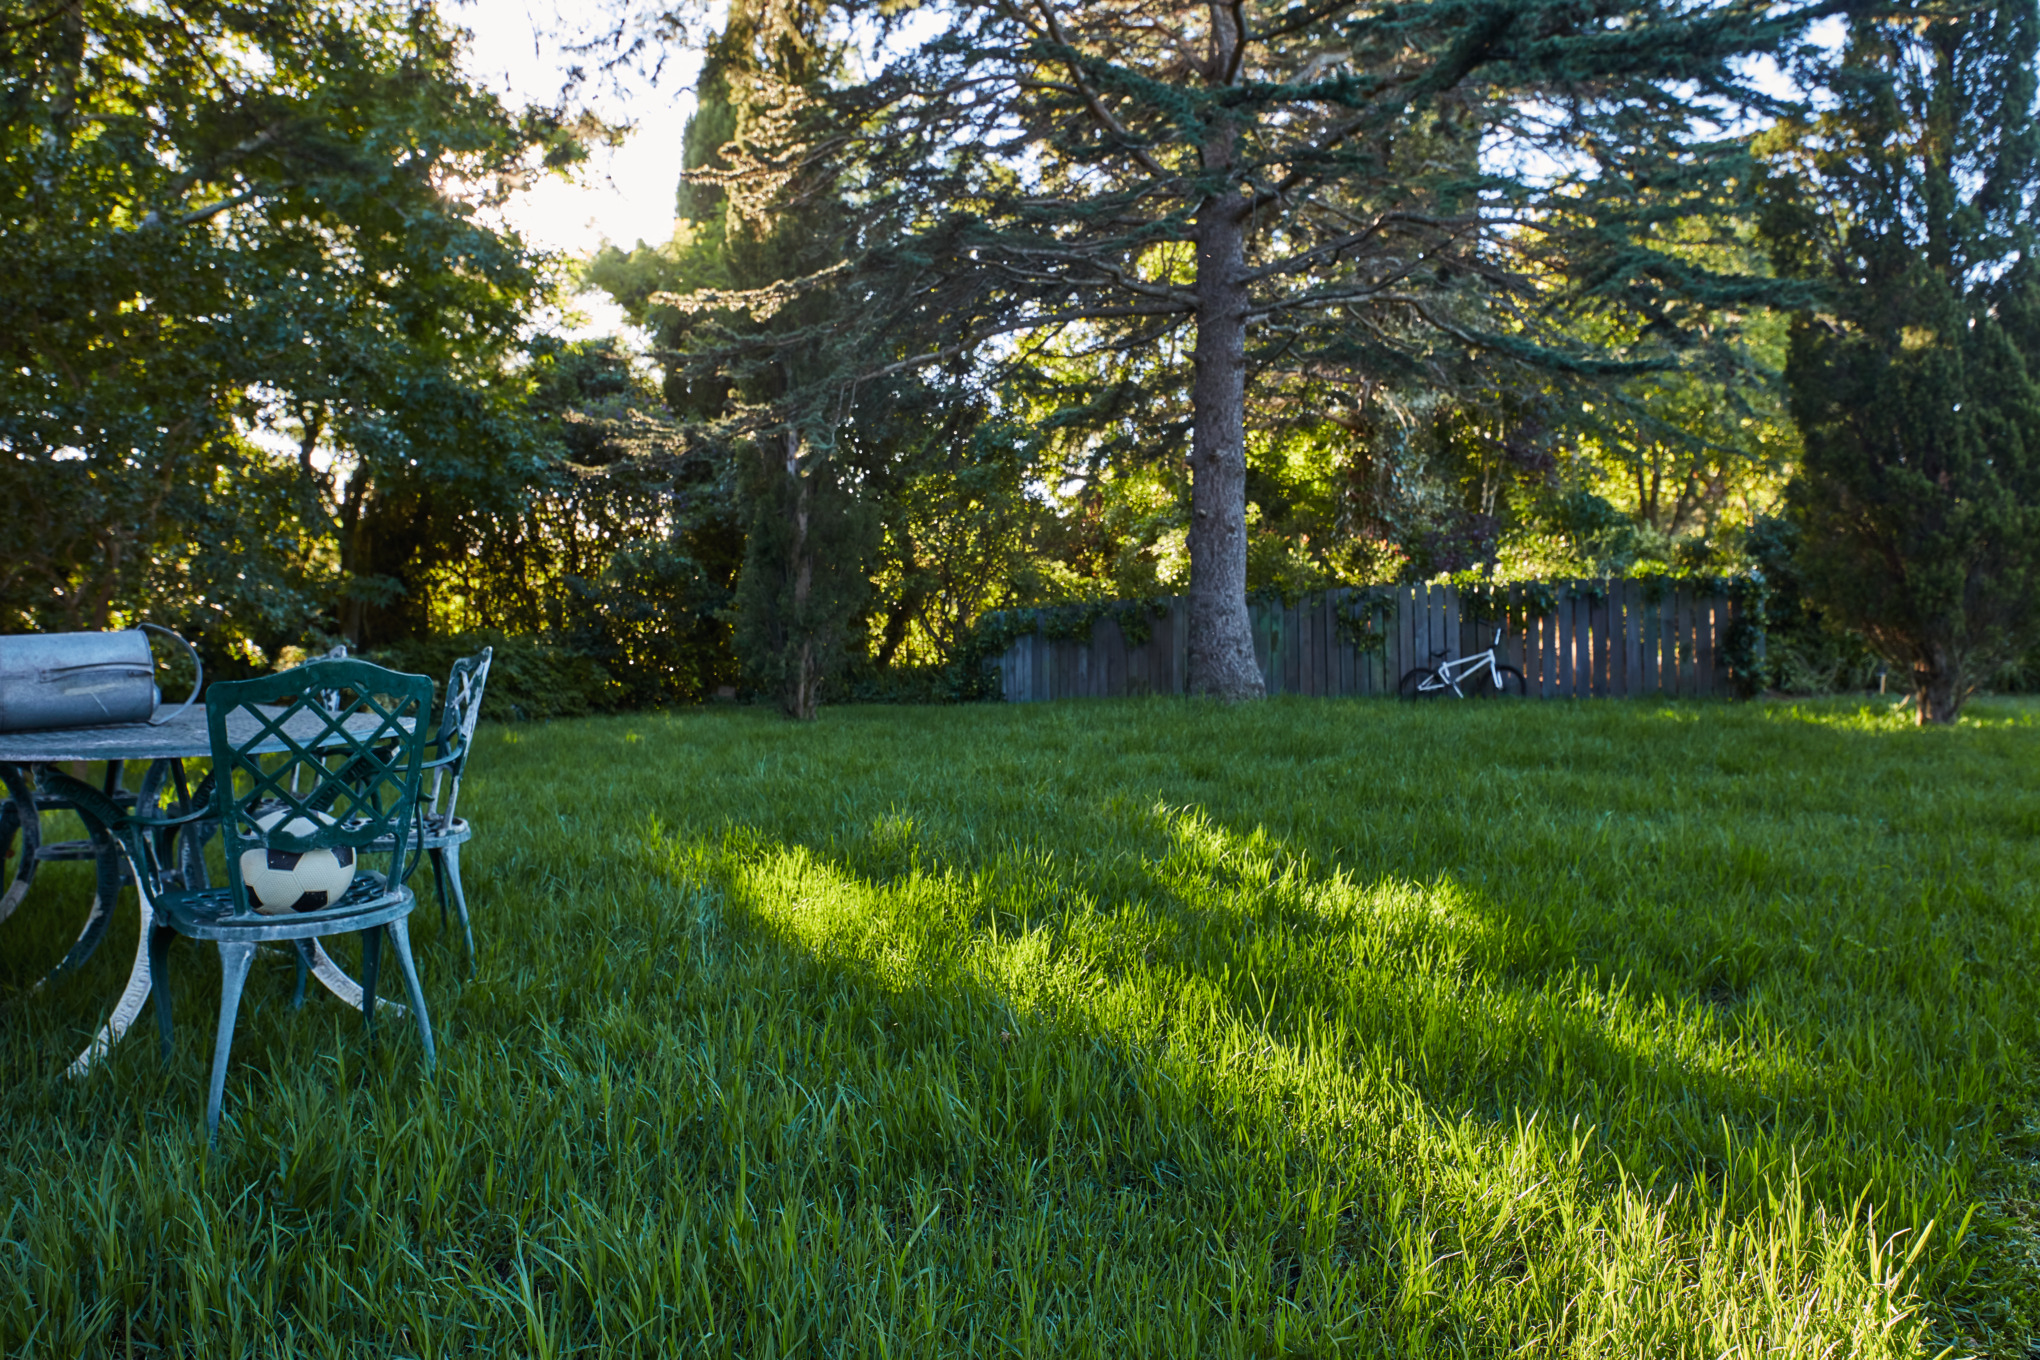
0,704,399,764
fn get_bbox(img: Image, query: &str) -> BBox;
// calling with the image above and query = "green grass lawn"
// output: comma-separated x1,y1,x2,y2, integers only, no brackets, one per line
2,696,2036,1357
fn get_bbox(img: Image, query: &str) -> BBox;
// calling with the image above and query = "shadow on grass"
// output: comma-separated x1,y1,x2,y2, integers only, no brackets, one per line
685,807,1955,1357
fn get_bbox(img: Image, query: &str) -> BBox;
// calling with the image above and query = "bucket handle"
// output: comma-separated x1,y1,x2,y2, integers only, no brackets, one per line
140,624,203,725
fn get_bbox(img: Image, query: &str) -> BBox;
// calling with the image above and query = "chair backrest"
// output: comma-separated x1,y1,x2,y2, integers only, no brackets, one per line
206,658,434,918
429,646,492,820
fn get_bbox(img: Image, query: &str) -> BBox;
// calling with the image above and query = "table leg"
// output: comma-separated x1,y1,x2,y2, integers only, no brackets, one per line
299,939,407,1018
65,887,156,1079
44,813,124,979
0,763,42,929
42,760,163,981
61,760,173,1076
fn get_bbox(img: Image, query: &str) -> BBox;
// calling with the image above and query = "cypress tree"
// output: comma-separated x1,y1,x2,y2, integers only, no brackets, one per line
595,0,879,718
1765,0,2040,723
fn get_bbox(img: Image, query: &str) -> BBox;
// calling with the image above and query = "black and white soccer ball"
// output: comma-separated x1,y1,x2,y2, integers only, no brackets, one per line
238,808,356,915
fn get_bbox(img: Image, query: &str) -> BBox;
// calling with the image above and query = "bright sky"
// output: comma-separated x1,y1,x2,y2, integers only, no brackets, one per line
449,0,706,333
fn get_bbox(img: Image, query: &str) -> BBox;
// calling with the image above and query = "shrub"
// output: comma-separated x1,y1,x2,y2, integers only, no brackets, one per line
364,631,623,721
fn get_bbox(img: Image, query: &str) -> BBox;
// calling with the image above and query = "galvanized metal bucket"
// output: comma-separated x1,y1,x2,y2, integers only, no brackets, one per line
0,625,203,732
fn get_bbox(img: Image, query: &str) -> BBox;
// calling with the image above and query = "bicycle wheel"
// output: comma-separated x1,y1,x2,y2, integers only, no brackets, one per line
1472,664,1527,697
1399,666,1447,699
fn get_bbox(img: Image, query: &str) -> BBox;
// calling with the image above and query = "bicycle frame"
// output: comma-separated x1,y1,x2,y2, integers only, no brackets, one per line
1414,628,1511,697
1417,648,1504,697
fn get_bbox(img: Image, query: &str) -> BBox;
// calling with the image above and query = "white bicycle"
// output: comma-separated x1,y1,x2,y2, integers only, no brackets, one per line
1399,628,1527,698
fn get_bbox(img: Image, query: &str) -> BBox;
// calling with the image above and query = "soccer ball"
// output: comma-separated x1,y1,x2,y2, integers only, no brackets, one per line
238,808,357,915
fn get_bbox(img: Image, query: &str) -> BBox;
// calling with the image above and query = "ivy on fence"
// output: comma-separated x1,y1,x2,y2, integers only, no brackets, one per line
965,573,1771,700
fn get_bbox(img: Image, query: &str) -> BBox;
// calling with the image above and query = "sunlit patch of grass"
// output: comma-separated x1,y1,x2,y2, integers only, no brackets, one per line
2,695,2035,1356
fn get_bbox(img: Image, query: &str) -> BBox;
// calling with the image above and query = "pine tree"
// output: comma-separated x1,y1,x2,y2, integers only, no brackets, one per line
727,0,1831,698
1764,0,2040,724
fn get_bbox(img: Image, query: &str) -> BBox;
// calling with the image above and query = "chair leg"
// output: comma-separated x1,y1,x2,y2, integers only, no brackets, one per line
205,942,258,1145
148,924,177,1063
359,926,382,1041
0,797,16,889
428,848,449,929
385,918,436,1073
290,942,311,1008
441,843,475,977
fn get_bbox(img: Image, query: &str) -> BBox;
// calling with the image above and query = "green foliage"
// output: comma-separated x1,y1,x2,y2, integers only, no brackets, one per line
0,0,576,661
3,701,2036,1353
1764,0,2040,724
430,336,744,708
363,630,623,723
1742,515,1881,696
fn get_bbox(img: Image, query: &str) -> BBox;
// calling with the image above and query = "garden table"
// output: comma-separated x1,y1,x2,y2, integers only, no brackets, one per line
0,705,411,1075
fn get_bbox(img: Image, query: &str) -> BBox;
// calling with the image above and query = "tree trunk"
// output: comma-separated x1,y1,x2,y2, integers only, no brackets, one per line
1186,183,1266,700
785,433,821,720
1913,645,1964,725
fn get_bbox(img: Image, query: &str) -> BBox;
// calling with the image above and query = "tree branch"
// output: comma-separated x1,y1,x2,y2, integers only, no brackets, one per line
1025,0,1172,180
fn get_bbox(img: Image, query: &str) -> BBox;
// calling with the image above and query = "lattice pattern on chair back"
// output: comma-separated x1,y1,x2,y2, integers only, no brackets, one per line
205,659,433,918
430,647,492,821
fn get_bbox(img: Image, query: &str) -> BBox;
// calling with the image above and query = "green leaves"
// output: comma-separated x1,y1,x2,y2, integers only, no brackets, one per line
0,0,571,659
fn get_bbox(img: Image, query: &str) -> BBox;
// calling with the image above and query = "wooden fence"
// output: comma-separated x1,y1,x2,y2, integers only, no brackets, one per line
994,580,1753,701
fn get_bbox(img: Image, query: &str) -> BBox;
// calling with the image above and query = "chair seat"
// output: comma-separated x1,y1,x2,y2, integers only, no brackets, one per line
21,789,140,812
361,812,470,852
156,871,416,941
415,812,471,847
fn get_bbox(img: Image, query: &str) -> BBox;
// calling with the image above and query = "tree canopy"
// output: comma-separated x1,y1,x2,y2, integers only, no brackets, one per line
0,0,580,656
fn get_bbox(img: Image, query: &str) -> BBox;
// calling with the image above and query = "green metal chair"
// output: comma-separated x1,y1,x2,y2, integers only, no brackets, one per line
286,646,491,981
43,658,437,1142
411,646,491,972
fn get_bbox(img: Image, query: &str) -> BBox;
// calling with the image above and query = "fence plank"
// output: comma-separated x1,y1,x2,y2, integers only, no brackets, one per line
1299,599,1314,696
1333,595,1343,697
1540,592,1556,697
1593,582,1612,697
1337,590,1354,696
1579,583,1596,698
1320,594,1335,696
1648,587,1664,697
1324,594,1340,697
1622,581,1642,696
1283,601,1301,695
1583,585,1599,697
1420,581,1434,674
1570,583,1586,698
1502,587,1515,680
1398,584,1415,687
1669,588,1689,695
1321,592,1336,696
1555,589,1569,696
1295,599,1311,696
1696,596,1717,697
1607,581,1627,697
1576,582,1594,698
1649,588,1666,695
1420,582,1436,667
